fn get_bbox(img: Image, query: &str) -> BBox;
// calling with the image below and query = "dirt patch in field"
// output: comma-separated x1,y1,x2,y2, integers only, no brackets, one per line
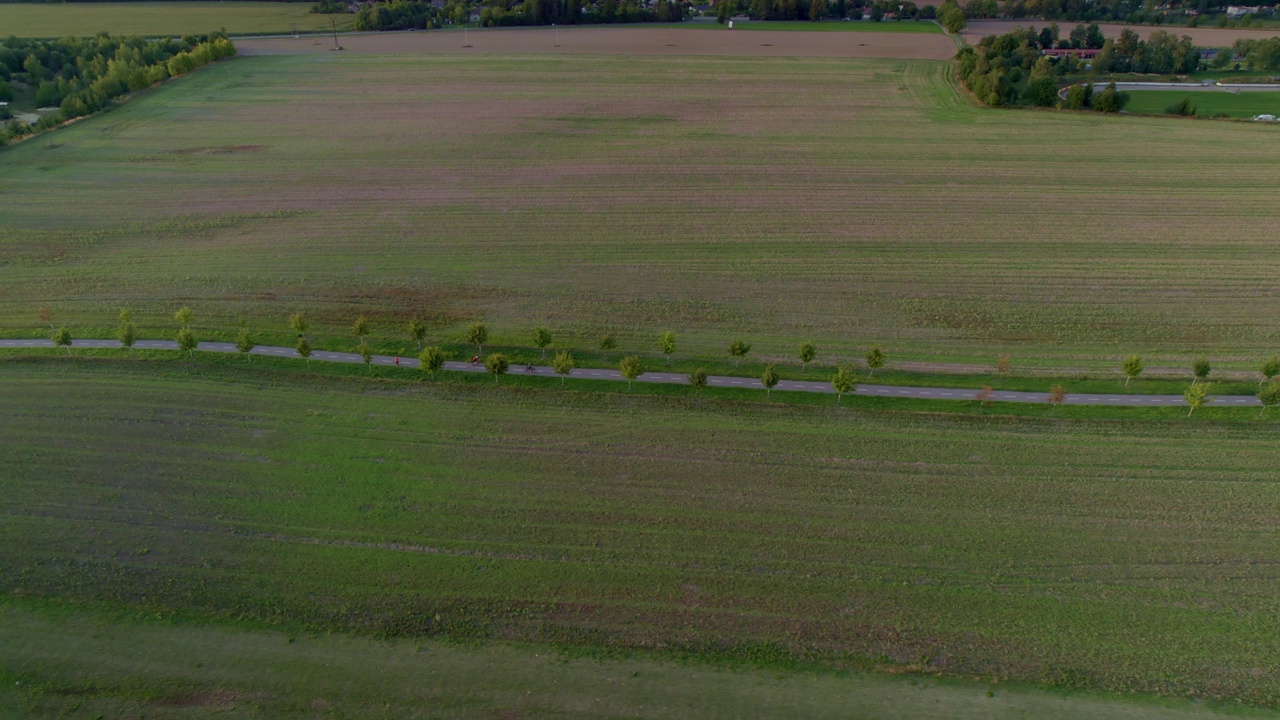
963,19,1280,47
236,26,956,60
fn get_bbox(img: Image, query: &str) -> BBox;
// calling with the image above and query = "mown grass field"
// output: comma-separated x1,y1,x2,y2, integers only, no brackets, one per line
0,2,354,38
3,52,1280,372
4,358,1280,710
1125,90,1280,118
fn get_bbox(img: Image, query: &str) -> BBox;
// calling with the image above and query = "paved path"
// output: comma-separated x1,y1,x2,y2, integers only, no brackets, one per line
0,338,1260,407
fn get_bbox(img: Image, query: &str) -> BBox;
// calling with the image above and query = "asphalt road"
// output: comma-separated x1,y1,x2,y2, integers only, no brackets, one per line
0,338,1261,407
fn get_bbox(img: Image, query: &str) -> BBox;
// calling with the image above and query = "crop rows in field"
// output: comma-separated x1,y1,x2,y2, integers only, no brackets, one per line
3,54,1280,368
3,361,1280,705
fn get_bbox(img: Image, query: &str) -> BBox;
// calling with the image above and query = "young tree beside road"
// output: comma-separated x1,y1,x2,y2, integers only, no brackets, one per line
727,340,750,367
1184,382,1211,416
1257,382,1280,417
352,316,370,342
1260,356,1280,386
468,322,489,354
177,327,197,359
831,366,857,404
297,336,312,366
117,309,136,352
533,327,552,357
619,355,642,390
1048,384,1067,404
419,346,445,378
552,350,575,386
485,353,509,382
866,346,885,377
290,312,309,338
1193,357,1211,383
659,331,676,364
689,367,708,393
409,318,428,350
1122,354,1144,386
761,364,780,397
236,327,255,361
798,343,816,372
358,341,373,372
52,326,72,355
118,321,137,352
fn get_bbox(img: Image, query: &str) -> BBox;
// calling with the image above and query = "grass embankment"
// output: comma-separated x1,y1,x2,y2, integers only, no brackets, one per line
0,2,354,38
5,602,1271,719
4,359,1280,709
3,55,1280,368
1124,90,1280,118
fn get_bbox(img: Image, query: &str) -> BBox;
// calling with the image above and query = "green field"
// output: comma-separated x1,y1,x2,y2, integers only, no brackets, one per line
1125,89,1280,118
4,53,1280,371
4,357,1280,711
0,2,354,38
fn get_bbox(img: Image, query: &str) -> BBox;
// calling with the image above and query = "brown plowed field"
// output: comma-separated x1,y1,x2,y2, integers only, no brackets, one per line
236,25,957,60
963,19,1280,46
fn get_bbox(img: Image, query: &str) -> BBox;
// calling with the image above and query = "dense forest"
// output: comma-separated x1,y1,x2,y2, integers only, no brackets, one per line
955,25,1201,111
0,33,235,146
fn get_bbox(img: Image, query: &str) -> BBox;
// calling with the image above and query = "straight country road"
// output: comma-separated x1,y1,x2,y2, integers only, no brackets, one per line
0,338,1262,407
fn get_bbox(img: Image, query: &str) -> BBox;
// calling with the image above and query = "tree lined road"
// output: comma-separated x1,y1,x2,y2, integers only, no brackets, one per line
0,338,1262,407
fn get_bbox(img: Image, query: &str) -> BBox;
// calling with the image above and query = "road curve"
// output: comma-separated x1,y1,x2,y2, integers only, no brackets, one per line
0,338,1261,407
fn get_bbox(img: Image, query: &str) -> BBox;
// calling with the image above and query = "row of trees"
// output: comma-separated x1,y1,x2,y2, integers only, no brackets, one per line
738,0,939,23
1121,354,1280,386
951,0,1275,27
36,308,1280,415
343,0,685,29
0,33,235,146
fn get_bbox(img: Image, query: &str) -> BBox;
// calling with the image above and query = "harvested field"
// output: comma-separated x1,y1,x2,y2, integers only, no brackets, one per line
0,1,354,38
236,25,957,59
3,53,1280,370
5,360,1280,707
963,19,1280,47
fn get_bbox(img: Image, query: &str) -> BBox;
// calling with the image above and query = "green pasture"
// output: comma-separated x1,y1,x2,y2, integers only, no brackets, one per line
1124,89,1280,118
4,603,1272,720
3,54,1280,372
4,358,1280,709
0,2,353,38
697,19,943,32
